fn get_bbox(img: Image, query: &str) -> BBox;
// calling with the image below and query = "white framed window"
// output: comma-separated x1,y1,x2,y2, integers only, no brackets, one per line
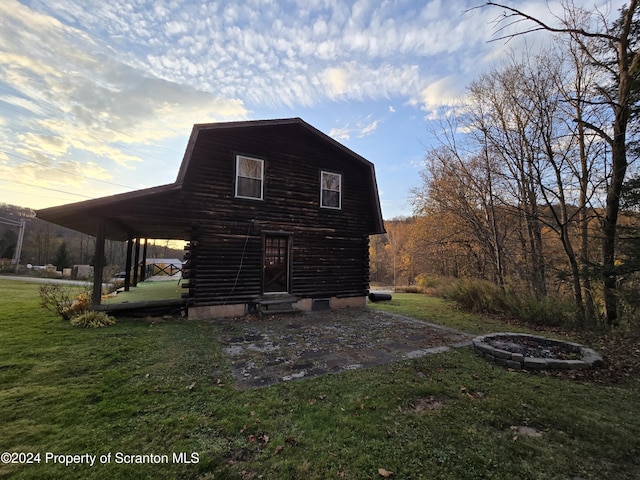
321,171,341,209
235,155,264,200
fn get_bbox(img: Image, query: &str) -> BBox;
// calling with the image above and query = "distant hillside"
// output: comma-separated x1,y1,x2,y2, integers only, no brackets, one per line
0,203,183,270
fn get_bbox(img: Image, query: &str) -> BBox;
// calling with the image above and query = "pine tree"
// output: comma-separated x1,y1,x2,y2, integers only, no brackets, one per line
53,242,72,271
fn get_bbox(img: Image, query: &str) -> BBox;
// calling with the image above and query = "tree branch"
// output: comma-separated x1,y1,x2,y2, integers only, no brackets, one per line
482,2,620,43
573,118,614,146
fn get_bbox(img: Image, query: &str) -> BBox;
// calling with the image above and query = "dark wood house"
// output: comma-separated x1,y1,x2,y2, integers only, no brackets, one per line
36,118,385,319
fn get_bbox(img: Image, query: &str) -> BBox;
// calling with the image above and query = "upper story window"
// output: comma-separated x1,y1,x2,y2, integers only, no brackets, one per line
235,155,264,200
321,171,341,209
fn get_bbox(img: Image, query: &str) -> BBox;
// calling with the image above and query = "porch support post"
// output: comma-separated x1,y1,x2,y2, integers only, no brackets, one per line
140,238,148,282
132,237,141,287
124,234,133,292
91,220,106,307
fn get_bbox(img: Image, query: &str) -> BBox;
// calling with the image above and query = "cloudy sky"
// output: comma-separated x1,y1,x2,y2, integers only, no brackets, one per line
0,0,626,219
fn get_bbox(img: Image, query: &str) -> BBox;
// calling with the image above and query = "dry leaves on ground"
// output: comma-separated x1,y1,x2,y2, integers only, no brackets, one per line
539,329,640,385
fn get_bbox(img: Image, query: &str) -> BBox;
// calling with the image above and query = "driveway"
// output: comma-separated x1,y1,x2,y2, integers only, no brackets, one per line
216,308,473,389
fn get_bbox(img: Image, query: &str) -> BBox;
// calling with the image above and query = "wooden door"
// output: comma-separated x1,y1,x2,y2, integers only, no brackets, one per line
263,235,289,293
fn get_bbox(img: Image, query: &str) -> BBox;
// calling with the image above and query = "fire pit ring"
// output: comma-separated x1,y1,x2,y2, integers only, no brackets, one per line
472,332,603,371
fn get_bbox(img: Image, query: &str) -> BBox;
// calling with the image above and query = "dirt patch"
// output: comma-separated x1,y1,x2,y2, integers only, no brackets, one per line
215,308,472,389
408,396,445,412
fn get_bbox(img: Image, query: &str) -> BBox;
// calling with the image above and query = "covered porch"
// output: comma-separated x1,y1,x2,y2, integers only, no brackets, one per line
98,276,186,316
36,183,193,311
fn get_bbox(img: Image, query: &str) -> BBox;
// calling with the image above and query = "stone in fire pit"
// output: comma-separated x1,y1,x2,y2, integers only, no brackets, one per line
472,332,603,371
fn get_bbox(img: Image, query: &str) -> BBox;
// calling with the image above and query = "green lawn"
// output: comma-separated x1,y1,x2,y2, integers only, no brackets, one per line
369,292,538,335
1,280,638,479
102,279,184,304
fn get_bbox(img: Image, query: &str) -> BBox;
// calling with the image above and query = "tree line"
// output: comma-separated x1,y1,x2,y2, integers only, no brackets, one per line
373,2,640,328
0,203,182,274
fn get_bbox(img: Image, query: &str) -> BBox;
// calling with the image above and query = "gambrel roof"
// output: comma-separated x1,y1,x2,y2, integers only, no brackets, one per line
36,118,385,241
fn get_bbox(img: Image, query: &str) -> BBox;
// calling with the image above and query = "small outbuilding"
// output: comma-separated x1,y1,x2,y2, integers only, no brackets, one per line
37,118,385,319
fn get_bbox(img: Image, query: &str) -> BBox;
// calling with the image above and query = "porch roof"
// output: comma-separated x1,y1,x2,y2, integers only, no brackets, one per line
36,183,189,241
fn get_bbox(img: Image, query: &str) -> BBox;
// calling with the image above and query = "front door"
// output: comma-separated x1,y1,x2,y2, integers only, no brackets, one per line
263,235,289,293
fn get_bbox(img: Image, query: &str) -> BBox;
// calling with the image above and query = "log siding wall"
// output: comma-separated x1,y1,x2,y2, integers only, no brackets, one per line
181,124,377,307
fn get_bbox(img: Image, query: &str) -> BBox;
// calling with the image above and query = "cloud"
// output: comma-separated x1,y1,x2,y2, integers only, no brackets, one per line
325,67,349,97
1,0,627,212
0,95,48,116
329,116,380,142
17,132,70,158
24,0,625,112
28,0,495,109
321,62,422,102
329,126,351,141
358,120,379,138
418,76,466,117
0,0,248,198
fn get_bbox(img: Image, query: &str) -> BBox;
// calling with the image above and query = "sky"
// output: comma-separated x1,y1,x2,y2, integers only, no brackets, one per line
0,0,627,220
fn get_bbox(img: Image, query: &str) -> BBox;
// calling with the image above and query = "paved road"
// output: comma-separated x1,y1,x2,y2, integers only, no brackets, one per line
0,275,109,287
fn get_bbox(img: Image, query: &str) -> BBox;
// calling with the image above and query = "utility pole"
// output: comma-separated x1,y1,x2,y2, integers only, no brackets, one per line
0,216,26,272
13,219,26,272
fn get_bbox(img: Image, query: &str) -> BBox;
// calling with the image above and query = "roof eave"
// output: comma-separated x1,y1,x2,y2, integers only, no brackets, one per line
36,183,182,218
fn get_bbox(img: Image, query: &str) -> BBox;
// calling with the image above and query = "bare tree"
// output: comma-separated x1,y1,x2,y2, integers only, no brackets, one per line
482,1,640,325
413,140,508,285
414,43,609,325
467,59,548,297
552,28,607,326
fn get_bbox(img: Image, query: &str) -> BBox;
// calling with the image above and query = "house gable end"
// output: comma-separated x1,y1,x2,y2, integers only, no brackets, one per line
177,118,384,234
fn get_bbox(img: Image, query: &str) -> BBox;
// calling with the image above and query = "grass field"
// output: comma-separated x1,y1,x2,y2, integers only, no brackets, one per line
102,279,184,304
368,293,539,335
1,281,638,479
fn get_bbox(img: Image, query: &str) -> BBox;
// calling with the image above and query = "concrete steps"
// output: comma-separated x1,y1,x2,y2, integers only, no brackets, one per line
256,294,299,317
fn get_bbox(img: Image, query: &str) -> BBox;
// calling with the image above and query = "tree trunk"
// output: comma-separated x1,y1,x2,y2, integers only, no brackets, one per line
602,136,628,326
602,18,635,326
578,125,597,326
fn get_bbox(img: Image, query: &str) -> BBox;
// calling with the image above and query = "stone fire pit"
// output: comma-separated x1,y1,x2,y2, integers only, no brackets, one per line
472,332,603,370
